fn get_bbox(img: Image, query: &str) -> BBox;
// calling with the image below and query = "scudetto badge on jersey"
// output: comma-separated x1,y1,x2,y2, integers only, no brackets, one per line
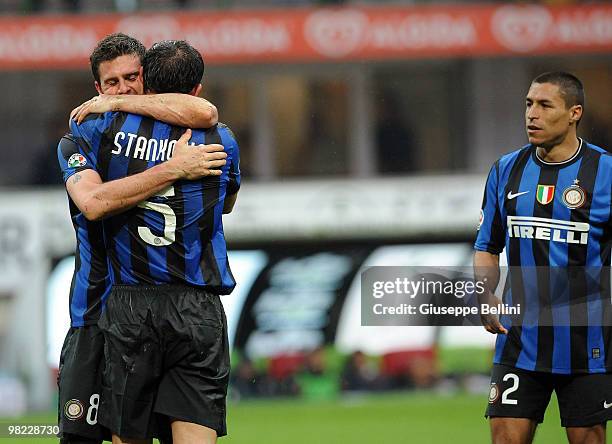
68,153,87,168
536,185,555,205
478,209,484,230
562,181,586,209
64,399,84,420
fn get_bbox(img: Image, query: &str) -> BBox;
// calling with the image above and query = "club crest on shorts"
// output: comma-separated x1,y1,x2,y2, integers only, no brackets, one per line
536,185,555,205
64,399,84,421
68,153,87,168
562,180,586,209
488,383,500,404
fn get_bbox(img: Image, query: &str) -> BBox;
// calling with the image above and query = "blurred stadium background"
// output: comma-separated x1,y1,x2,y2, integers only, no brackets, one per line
0,0,610,442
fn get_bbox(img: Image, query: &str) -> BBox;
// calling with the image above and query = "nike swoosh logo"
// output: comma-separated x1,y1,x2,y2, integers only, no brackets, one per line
604,401,612,409
507,191,530,200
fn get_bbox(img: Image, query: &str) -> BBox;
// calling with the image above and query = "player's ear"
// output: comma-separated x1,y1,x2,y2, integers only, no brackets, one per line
94,81,103,95
569,105,582,126
138,66,144,80
191,83,203,97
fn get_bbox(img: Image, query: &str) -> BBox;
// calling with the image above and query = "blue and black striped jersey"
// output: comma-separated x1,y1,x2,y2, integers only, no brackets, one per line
475,139,612,374
69,112,240,294
57,134,111,327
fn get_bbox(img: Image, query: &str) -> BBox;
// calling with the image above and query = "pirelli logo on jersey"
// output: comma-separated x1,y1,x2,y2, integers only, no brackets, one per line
507,216,589,245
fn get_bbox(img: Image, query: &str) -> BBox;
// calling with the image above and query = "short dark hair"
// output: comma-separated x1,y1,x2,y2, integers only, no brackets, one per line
532,71,585,109
90,33,146,83
143,40,204,94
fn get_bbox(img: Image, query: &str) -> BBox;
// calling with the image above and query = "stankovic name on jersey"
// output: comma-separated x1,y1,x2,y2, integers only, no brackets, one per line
112,132,194,162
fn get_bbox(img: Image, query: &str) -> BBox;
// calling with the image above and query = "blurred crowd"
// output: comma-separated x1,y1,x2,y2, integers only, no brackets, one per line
229,347,457,402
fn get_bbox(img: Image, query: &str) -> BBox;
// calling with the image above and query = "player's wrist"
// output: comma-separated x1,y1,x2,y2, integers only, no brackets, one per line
110,95,124,112
156,160,183,181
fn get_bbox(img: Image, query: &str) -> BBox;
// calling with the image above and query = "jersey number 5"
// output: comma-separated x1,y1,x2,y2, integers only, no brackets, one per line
137,186,176,246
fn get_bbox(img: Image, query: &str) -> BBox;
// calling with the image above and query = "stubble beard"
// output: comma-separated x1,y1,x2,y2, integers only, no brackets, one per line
531,130,568,151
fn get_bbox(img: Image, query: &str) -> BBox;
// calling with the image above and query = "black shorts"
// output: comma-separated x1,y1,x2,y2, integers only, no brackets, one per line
98,285,230,440
57,325,110,443
486,363,612,427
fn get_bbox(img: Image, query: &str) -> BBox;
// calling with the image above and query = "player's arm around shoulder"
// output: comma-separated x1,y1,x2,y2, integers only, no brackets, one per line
71,94,218,128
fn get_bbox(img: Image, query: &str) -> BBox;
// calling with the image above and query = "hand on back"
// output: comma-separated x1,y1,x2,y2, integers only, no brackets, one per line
167,129,227,180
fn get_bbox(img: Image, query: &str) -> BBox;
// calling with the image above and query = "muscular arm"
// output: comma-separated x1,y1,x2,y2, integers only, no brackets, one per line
65,129,226,221
71,93,218,128
473,251,507,334
66,165,179,221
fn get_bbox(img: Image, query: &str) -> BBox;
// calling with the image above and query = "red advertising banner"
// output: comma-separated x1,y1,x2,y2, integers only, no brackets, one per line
0,3,610,70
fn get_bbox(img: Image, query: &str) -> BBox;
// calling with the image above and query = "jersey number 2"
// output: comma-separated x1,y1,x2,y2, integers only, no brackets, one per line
137,186,176,246
501,373,519,405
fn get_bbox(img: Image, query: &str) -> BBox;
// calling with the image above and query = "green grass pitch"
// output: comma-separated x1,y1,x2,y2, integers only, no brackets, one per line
0,392,604,443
